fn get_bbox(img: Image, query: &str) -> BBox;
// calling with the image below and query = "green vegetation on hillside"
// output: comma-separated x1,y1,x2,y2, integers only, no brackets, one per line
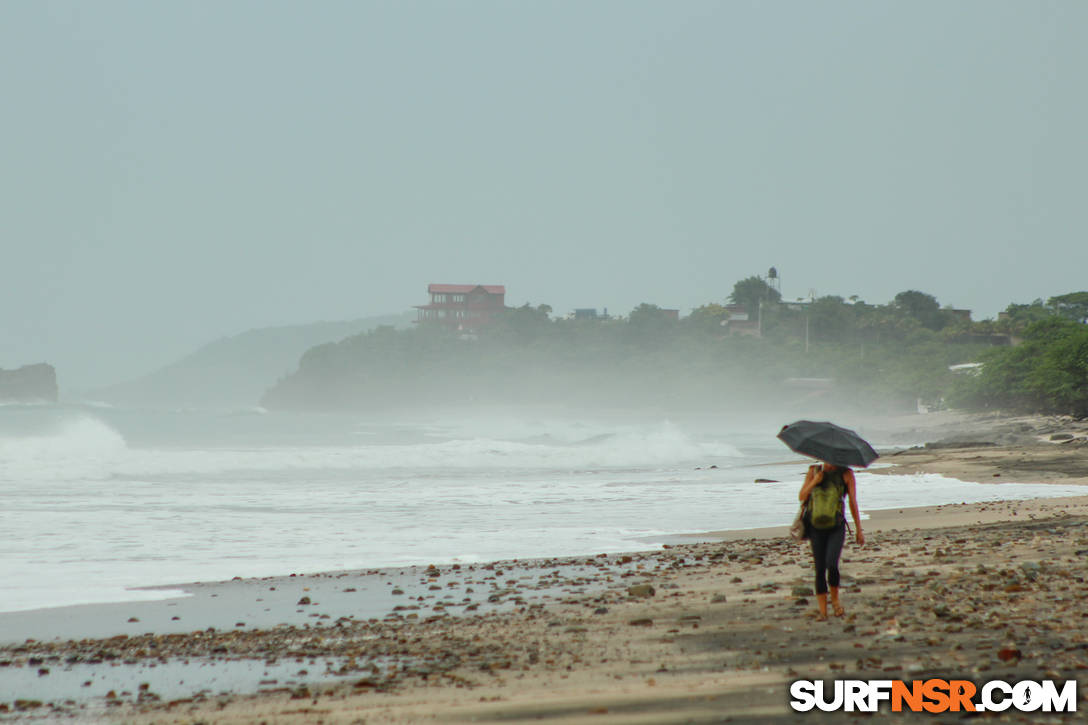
254,283,997,413
950,317,1088,417
260,282,1088,415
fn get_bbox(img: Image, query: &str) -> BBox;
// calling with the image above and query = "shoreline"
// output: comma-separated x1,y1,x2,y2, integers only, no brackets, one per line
5,409,1083,628
6,413,1088,721
7,492,1087,722
5,489,1086,646
4,445,1087,645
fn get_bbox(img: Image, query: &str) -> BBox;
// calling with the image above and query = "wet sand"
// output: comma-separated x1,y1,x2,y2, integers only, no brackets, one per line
4,412,1088,722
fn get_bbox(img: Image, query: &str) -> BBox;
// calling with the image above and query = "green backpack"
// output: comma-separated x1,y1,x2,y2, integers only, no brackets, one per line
808,471,845,530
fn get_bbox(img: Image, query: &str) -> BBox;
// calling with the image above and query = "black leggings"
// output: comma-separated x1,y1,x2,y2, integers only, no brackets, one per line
808,523,845,595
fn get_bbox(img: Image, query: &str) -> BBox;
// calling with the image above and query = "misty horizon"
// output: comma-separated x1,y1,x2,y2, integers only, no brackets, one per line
3,2,1086,390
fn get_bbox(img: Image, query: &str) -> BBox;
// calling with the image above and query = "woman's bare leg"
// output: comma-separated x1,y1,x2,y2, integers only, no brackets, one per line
829,586,844,616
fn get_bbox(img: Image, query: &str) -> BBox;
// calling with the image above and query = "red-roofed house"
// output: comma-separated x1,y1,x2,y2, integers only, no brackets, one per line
414,284,507,329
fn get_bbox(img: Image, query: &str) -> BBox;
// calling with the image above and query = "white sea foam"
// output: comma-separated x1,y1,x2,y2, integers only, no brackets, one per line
0,408,1084,615
102,421,743,479
0,415,128,482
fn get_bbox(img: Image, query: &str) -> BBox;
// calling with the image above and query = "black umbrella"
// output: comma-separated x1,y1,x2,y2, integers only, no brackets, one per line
777,420,879,468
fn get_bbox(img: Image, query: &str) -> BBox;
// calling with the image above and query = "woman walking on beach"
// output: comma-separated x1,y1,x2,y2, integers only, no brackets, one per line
799,462,864,620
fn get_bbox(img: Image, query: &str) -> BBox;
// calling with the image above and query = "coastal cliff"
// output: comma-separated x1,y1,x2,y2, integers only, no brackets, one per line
0,363,59,402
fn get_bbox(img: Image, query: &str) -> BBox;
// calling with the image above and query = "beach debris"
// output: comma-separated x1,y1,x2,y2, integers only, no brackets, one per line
997,647,1022,662
297,596,312,605
626,584,655,598
7,504,1088,721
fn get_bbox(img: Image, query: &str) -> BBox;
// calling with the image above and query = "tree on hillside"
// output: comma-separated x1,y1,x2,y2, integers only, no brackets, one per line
807,296,855,343
729,276,781,318
952,317,1088,416
893,290,945,330
1048,292,1088,323
996,300,1052,333
491,304,553,342
627,303,677,334
686,303,728,333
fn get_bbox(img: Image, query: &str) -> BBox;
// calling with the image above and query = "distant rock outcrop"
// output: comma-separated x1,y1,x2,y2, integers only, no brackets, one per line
0,363,59,402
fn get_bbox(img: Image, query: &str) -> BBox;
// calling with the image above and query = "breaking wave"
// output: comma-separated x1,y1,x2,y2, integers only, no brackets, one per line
0,415,127,482
112,421,742,478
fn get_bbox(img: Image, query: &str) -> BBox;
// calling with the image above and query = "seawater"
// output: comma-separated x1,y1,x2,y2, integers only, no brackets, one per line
1,403,1082,614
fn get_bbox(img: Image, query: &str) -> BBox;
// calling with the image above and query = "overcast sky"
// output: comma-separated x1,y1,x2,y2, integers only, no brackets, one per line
3,1,1086,389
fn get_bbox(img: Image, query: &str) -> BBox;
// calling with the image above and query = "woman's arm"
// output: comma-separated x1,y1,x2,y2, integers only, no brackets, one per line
798,464,823,502
844,470,865,545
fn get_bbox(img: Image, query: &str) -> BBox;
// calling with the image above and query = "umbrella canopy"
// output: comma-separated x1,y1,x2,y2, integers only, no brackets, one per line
777,420,879,468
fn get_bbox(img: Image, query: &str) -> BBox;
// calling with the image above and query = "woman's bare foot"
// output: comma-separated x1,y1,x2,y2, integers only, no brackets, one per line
832,602,845,617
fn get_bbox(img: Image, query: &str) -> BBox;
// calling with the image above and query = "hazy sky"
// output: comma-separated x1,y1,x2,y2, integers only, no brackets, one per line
3,1,1086,388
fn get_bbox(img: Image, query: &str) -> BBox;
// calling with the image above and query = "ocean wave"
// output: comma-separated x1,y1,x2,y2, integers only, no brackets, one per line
0,415,127,482
108,421,742,477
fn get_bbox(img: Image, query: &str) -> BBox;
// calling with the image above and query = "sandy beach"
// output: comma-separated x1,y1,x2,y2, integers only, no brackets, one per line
4,412,1088,722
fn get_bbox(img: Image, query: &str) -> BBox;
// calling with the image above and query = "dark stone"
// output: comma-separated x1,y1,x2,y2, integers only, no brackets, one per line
924,440,997,450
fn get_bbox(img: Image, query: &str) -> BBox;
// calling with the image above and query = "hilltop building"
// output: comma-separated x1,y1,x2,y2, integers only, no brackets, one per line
572,307,611,320
720,304,760,336
414,284,507,330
